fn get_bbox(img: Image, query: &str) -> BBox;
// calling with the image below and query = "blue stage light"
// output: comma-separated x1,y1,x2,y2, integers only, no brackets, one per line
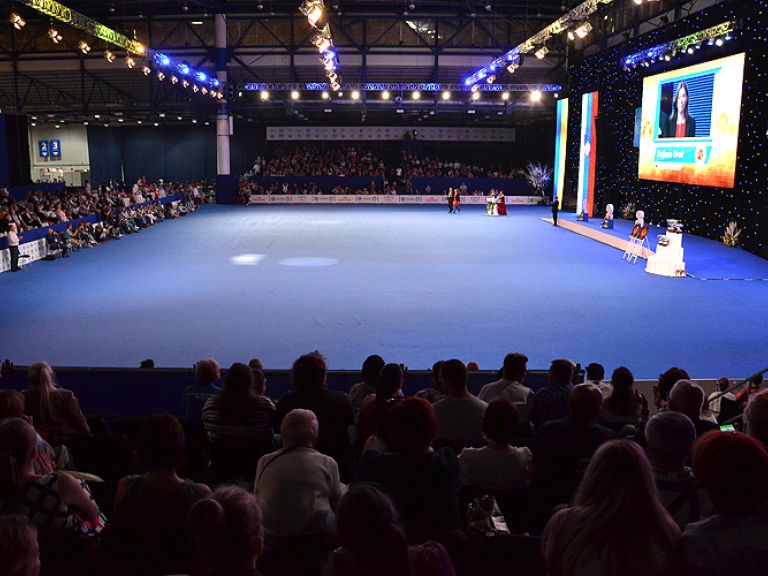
212,79,220,87
179,64,190,75
196,71,207,82
157,53,171,66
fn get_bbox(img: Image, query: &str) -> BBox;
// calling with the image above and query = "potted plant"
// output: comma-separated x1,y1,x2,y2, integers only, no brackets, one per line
721,221,741,247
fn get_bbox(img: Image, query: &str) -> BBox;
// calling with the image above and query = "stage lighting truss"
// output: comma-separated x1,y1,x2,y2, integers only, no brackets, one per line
299,0,325,27
301,0,343,90
622,20,737,71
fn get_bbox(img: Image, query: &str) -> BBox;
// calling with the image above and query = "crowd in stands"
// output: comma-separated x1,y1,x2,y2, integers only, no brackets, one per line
0,180,201,268
1,352,767,576
240,144,524,199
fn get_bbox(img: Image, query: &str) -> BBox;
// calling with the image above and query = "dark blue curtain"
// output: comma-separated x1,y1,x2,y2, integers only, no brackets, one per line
0,115,9,187
87,126,123,186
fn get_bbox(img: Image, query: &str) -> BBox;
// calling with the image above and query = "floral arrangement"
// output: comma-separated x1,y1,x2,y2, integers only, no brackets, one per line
722,221,741,247
621,202,636,219
524,162,553,200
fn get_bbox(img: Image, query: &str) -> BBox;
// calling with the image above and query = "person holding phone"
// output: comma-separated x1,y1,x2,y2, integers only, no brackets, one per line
660,81,697,138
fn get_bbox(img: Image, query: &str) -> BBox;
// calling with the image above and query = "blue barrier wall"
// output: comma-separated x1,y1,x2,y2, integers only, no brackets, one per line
249,175,385,194
0,115,9,188
411,176,532,196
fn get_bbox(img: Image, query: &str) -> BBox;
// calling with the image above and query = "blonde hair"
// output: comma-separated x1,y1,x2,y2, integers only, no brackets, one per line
26,362,57,424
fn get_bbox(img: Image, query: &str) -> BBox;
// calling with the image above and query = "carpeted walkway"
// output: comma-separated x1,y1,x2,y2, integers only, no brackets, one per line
2,205,766,378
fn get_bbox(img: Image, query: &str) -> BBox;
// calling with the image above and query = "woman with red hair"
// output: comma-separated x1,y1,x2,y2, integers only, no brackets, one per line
680,431,768,576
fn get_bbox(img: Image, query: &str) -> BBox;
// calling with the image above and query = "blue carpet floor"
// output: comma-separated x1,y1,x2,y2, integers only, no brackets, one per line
2,205,766,378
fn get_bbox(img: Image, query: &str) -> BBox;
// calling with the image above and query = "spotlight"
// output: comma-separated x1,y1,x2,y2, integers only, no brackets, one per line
300,1,324,27
484,1,492,11
10,12,26,30
182,80,190,88
471,84,480,93
715,38,724,46
535,46,549,59
179,64,190,75
575,22,592,39
48,28,63,44
351,90,360,100
177,116,183,120
79,41,92,54
193,85,199,93
157,71,165,81
104,50,116,63
633,0,642,4
412,90,421,100
322,91,330,99
126,56,136,68
291,90,300,100
471,91,480,101
506,63,518,74
331,82,341,91
663,54,671,61
441,90,450,100
382,90,390,100
567,30,575,41
530,90,542,102
687,47,694,54
142,66,151,76
196,71,207,82
486,75,495,84
501,92,510,101
134,43,146,55
260,90,269,101
171,75,179,84
157,53,171,66
94,114,101,119
201,87,208,95
312,30,332,53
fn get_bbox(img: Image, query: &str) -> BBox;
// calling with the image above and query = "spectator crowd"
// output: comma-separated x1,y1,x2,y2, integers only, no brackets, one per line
1,351,766,576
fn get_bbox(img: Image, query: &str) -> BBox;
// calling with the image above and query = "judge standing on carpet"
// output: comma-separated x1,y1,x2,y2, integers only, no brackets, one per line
447,188,454,213
8,223,22,272
551,201,559,227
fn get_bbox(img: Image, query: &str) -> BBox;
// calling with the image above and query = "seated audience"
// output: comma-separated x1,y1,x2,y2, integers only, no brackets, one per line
433,359,487,446
458,399,531,490
654,366,690,411
274,352,354,475
415,360,446,404
188,486,264,576
360,397,461,543
645,411,708,529
254,409,344,536
599,366,648,431
182,357,222,427
335,483,456,576
203,363,275,481
358,363,404,452
111,414,211,575
0,418,103,539
23,361,90,443
542,440,680,576
0,390,57,474
531,359,575,427
583,362,612,397
348,354,385,418
668,380,719,437
0,515,40,576
680,431,768,575
745,389,768,448
533,384,617,508
478,352,534,428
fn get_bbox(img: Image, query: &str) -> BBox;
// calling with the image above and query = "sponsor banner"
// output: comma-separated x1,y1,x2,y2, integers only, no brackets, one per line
246,195,538,205
267,126,515,142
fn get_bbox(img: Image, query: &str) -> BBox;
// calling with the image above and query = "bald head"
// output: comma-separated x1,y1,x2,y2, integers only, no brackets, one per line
645,411,696,471
668,379,705,422
569,384,603,422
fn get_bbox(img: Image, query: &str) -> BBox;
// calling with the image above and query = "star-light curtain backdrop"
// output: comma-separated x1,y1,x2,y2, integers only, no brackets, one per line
564,0,767,257
553,98,569,208
577,92,598,217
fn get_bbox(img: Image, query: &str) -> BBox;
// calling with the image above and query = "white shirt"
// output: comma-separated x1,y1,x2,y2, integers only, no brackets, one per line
433,395,488,443
254,446,344,536
458,445,532,490
8,230,20,247
478,379,534,424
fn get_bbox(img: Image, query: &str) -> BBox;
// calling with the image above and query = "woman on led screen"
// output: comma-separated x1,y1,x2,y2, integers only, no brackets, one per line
660,81,696,138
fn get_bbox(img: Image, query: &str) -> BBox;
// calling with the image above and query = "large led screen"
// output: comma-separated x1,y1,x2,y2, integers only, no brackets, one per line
638,52,745,188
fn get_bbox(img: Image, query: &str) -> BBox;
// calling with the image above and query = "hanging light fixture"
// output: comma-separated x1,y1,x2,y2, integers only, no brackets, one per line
10,12,26,30
48,28,63,44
